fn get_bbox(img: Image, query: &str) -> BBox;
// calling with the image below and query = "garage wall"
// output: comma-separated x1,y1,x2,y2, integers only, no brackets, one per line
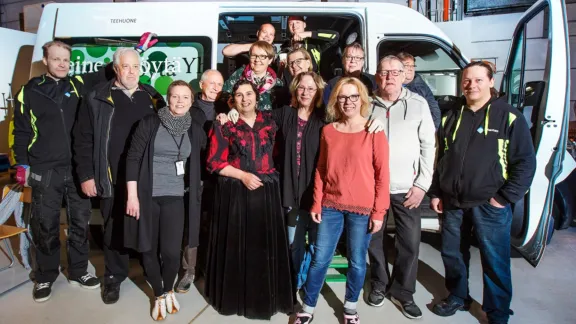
0,0,113,30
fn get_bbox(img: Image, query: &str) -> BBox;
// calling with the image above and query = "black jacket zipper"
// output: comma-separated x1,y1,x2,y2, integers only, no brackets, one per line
455,111,477,198
31,86,73,159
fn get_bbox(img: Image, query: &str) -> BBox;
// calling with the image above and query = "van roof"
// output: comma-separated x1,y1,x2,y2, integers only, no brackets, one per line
34,2,453,60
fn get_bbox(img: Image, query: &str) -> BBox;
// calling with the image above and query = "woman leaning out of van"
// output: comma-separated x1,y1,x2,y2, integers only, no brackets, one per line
295,77,390,324
205,80,293,320
125,80,206,321
223,71,327,292
222,40,282,111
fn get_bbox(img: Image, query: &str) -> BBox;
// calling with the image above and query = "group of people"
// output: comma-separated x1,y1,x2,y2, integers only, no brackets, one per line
10,18,536,324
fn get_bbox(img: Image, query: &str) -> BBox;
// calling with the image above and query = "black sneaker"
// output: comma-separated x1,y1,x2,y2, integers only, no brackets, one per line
367,289,386,307
294,312,313,324
33,282,53,303
391,296,423,319
102,282,121,304
432,296,471,317
69,272,101,289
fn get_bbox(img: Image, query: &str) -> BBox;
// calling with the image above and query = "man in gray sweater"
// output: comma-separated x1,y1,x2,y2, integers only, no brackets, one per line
365,55,436,320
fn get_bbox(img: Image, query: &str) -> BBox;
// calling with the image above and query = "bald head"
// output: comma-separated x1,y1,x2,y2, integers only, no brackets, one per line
257,23,275,44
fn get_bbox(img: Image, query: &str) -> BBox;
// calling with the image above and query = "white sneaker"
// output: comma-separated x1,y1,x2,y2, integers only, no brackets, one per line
165,291,180,314
151,295,167,321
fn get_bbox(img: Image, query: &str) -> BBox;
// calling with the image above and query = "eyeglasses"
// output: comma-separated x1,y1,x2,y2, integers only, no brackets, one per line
403,64,417,69
345,55,364,62
289,58,308,67
337,94,360,103
377,70,403,77
250,54,270,61
297,86,317,93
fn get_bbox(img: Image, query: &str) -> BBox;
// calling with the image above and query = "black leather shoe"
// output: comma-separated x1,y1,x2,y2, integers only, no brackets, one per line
367,289,386,307
102,283,121,304
432,297,471,317
391,296,423,319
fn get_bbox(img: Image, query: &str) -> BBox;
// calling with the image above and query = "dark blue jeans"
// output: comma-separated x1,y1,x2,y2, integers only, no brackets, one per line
442,201,513,324
302,207,372,312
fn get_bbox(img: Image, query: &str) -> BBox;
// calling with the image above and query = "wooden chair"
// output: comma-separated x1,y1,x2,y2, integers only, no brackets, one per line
0,184,33,272
0,225,28,272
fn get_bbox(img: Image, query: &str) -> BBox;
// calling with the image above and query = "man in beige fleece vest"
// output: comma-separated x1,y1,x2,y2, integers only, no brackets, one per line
365,55,436,320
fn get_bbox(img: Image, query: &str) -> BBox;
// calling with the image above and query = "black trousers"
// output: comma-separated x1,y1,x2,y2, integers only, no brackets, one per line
100,184,130,285
368,193,421,302
29,166,92,283
142,196,185,297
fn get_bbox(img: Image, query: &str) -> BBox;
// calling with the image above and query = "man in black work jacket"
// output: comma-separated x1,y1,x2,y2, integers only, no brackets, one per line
279,16,340,80
428,61,536,324
73,47,165,304
11,41,105,303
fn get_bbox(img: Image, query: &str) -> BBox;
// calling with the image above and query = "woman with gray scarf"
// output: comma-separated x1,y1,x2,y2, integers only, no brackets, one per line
125,80,206,321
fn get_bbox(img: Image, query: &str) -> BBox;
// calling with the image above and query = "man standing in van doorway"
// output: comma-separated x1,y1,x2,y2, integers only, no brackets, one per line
74,47,165,305
397,52,441,130
279,16,340,76
428,61,536,324
11,40,101,303
222,23,277,69
175,69,226,294
365,55,436,320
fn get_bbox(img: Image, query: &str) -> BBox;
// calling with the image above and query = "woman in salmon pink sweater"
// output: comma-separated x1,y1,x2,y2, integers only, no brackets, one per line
295,77,390,324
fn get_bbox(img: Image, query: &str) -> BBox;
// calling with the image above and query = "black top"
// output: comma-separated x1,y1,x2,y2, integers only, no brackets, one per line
125,113,206,252
272,105,327,209
109,88,156,183
429,96,536,208
12,75,82,170
73,79,165,198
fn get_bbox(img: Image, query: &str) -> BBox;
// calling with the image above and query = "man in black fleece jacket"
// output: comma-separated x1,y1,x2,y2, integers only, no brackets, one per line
428,62,536,324
12,40,102,303
74,47,165,305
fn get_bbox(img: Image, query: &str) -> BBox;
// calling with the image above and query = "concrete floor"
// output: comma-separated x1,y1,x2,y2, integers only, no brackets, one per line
0,222,575,324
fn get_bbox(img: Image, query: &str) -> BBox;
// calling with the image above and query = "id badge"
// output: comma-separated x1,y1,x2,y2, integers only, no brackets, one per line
175,160,185,176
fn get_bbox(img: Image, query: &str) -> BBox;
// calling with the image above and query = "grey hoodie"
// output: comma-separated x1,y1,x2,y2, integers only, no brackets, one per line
369,87,436,194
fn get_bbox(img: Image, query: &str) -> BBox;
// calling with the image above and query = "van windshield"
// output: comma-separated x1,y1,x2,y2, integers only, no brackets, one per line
63,37,212,97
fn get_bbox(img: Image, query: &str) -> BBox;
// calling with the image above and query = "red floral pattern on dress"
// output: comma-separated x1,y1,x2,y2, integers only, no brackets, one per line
207,111,278,174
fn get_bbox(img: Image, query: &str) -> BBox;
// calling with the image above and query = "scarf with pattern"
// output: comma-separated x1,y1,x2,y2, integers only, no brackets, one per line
157,106,192,136
242,64,277,94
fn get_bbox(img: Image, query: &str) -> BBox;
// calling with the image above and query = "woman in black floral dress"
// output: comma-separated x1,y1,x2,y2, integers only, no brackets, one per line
205,80,294,319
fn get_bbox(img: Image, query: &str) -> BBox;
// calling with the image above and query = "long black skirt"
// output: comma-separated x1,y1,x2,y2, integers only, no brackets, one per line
205,173,294,320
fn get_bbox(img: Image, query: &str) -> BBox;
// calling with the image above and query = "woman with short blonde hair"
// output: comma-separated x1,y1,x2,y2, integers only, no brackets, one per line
295,76,390,324
326,77,371,122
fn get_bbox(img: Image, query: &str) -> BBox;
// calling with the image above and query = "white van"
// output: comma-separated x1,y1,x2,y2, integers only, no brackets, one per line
0,0,571,267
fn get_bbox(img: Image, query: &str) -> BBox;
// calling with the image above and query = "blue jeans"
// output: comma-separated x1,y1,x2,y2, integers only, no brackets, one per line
442,201,513,324
287,209,317,290
302,207,372,311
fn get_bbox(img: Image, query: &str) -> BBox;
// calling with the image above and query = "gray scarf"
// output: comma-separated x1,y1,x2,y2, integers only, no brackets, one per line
158,107,192,136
